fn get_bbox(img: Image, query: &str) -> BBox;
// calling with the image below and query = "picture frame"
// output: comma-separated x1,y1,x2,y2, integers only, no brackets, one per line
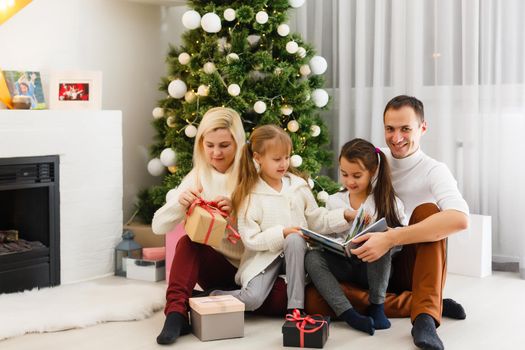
48,71,102,110
1,70,46,109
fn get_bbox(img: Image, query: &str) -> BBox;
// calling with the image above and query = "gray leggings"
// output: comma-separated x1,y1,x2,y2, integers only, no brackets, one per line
304,248,394,316
213,234,307,311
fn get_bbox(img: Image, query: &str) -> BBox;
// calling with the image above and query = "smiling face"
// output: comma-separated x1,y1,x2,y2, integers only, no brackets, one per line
339,156,372,196
384,106,427,159
202,128,237,173
254,139,291,186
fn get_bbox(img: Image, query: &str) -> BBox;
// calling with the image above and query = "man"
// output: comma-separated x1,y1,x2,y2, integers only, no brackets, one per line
351,95,469,349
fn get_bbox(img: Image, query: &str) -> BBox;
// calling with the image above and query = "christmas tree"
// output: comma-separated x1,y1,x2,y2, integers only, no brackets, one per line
137,0,340,223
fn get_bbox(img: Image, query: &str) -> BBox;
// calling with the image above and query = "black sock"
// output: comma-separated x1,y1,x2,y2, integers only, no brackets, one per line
368,303,391,329
411,314,444,350
341,308,375,335
442,298,466,319
156,312,190,345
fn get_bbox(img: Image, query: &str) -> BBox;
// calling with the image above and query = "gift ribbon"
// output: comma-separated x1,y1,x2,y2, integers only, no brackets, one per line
186,198,240,245
285,309,327,348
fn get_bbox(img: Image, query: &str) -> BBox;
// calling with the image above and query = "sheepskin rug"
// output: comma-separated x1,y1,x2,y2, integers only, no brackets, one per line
0,281,165,340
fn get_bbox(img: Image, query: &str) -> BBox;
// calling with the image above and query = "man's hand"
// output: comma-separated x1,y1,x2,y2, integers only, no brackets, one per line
349,229,395,262
213,195,233,215
178,188,202,208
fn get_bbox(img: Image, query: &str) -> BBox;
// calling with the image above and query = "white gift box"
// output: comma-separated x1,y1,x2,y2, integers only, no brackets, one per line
125,258,165,282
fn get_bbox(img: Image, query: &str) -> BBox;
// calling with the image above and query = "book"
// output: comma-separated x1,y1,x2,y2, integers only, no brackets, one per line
1,70,46,109
301,207,388,257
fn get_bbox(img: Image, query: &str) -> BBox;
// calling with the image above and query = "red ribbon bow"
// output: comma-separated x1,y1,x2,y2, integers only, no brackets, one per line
285,309,327,348
186,197,240,245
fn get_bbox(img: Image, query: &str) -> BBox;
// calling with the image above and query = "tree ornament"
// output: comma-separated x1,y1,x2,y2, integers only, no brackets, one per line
286,41,299,54
152,107,164,119
299,64,311,76
255,11,268,24
254,101,267,114
289,0,306,8
201,12,221,33
297,47,307,58
168,166,177,174
311,89,329,107
228,84,241,96
184,90,197,103
184,124,198,138
247,35,261,46
217,37,228,53
290,154,303,167
197,84,210,96
160,148,177,167
147,158,165,176
166,116,177,128
310,55,328,75
287,120,299,133
168,79,187,99
166,188,178,202
317,190,329,202
308,178,315,189
227,53,240,63
277,24,290,37
178,52,191,65
281,105,293,116
223,8,236,21
310,124,321,137
203,62,216,74
274,67,283,75
182,10,201,29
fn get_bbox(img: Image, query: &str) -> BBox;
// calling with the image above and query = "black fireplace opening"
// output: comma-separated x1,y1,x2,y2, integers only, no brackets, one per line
0,155,60,294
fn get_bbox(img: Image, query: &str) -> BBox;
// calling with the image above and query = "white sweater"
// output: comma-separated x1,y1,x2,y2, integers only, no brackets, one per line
382,148,469,219
235,173,351,287
151,168,244,267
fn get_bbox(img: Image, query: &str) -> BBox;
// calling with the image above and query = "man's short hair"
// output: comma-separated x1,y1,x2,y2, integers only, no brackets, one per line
383,95,425,124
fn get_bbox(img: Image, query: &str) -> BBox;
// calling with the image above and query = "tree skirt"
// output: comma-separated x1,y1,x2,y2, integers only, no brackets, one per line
0,281,165,340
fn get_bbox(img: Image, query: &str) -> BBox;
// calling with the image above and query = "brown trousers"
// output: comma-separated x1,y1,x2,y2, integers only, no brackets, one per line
305,203,446,325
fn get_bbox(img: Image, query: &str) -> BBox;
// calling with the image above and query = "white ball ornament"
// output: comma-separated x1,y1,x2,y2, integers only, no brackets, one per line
317,190,329,203
256,11,269,24
286,41,299,54
277,24,290,37
247,35,261,46
311,89,329,107
182,10,201,29
281,105,293,116
287,120,300,133
197,85,210,96
310,125,321,137
290,154,303,168
254,101,267,114
203,62,216,74
223,8,236,22
308,178,315,189
152,107,164,119
147,158,165,176
166,116,177,128
297,47,307,58
227,53,240,63
160,148,177,167
184,124,198,138
166,188,179,203
184,90,197,103
178,52,191,65
310,56,328,75
300,64,311,76
201,12,221,33
168,79,187,99
289,0,306,8
228,84,241,96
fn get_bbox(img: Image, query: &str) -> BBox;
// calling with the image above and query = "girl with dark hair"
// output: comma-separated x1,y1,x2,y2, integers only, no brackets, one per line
305,138,407,335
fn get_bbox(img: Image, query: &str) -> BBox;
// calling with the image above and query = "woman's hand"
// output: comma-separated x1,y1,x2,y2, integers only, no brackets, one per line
178,188,202,208
349,228,395,262
283,226,302,238
213,196,233,215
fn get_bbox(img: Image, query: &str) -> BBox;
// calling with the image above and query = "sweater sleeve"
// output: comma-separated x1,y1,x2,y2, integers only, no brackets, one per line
395,196,409,226
301,186,350,234
237,196,285,253
151,170,197,235
428,164,469,215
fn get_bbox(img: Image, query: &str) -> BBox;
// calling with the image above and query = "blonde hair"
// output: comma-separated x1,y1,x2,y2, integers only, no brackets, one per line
193,107,245,193
232,124,303,215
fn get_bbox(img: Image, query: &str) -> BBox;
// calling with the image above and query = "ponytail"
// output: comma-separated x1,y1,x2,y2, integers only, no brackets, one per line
231,143,259,217
373,150,402,228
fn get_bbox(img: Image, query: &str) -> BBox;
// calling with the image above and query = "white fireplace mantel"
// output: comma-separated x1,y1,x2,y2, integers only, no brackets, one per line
0,110,123,284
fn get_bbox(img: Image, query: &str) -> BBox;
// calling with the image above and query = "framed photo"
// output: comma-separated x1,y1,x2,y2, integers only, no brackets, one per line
49,71,102,110
1,70,46,109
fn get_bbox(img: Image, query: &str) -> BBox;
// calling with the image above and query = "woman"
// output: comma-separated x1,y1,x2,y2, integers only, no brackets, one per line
153,107,286,345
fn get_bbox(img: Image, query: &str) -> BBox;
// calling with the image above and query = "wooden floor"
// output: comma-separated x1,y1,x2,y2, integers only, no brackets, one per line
1,272,524,350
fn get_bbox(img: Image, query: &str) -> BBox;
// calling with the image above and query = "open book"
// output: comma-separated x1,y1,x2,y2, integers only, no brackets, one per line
301,207,388,257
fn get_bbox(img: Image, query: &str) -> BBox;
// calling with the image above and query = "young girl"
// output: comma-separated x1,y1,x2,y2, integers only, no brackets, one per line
212,125,356,314
305,138,407,335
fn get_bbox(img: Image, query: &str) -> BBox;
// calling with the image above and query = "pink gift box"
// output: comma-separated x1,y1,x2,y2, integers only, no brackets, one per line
165,223,187,281
142,247,166,261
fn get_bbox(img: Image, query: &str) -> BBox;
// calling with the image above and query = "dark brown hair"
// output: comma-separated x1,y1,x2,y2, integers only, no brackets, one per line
383,95,425,125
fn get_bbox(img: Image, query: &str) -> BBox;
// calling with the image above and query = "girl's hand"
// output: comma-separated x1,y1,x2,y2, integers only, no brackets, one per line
213,196,233,215
178,188,202,208
283,226,302,238
349,228,395,262
344,209,357,222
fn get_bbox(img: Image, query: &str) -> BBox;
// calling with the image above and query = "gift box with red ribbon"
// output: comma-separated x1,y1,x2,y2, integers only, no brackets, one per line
282,309,330,348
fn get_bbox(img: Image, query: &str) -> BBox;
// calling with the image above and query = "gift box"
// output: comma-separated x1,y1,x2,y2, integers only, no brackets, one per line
125,258,165,282
282,312,330,348
184,203,227,248
142,247,165,261
123,222,165,248
189,295,245,341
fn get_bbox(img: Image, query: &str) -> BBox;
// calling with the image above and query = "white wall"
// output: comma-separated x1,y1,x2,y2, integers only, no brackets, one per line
0,0,186,222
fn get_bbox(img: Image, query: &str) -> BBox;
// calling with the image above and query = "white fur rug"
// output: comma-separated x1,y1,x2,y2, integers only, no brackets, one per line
0,281,165,340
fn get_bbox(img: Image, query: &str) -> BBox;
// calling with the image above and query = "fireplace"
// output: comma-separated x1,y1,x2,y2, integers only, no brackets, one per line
0,155,60,294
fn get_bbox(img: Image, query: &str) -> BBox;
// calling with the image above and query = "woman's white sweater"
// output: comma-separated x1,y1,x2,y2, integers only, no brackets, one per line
235,173,351,287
